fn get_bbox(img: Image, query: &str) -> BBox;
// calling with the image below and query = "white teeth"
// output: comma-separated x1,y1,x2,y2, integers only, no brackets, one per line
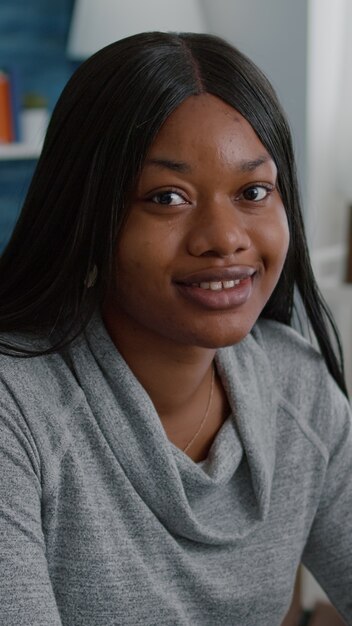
210,282,222,291
198,279,243,290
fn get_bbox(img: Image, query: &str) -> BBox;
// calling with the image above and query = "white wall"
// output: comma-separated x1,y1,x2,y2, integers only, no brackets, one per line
202,0,308,199
306,0,352,397
307,0,349,262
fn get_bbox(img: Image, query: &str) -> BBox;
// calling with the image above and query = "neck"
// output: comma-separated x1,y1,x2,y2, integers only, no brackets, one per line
102,304,231,461
102,304,216,419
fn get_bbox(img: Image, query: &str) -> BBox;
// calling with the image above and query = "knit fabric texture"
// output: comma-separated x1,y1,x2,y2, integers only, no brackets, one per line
0,312,351,625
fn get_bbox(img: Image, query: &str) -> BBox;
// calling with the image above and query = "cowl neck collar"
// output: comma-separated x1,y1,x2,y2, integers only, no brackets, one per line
69,312,278,545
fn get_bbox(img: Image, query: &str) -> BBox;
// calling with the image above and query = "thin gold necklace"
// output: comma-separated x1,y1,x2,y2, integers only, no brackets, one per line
183,365,215,453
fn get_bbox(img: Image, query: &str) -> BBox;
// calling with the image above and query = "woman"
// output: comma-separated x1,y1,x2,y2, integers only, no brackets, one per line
0,32,351,626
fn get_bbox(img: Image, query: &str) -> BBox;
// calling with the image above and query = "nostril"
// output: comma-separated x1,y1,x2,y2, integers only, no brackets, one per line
187,212,252,258
189,233,252,258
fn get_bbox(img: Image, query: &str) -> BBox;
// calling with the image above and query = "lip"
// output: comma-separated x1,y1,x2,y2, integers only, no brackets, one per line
175,274,255,310
175,265,257,285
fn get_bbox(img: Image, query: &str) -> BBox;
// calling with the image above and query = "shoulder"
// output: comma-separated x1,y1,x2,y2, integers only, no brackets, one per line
249,318,351,454
0,334,76,405
250,316,344,406
251,317,323,389
0,332,84,459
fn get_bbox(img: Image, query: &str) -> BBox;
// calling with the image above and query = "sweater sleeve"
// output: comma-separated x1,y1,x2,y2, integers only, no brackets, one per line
302,376,352,624
0,383,63,626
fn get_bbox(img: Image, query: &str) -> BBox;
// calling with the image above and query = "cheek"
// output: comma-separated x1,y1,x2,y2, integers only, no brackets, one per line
116,213,180,272
115,228,175,302
277,211,290,260
260,209,290,268
116,220,156,274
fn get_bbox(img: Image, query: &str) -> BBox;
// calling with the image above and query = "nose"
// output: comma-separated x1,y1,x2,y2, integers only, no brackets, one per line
187,197,252,258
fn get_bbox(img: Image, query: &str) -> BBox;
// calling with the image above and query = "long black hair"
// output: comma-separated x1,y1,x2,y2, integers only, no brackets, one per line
0,31,348,396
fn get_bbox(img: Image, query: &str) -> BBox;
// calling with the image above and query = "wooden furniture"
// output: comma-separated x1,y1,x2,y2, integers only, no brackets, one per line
280,571,346,626
281,574,302,626
307,602,346,625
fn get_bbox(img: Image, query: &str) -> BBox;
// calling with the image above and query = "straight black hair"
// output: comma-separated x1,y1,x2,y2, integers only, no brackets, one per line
0,31,348,396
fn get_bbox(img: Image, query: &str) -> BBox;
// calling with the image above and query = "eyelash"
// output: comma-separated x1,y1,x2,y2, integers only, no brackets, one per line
147,183,275,207
240,183,274,202
148,190,187,206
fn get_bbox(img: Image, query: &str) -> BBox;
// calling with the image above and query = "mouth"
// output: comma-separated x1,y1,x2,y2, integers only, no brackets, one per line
190,278,247,291
174,266,257,310
175,265,257,286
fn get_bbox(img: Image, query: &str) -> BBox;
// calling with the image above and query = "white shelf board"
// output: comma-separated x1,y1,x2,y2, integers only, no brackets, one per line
0,142,43,160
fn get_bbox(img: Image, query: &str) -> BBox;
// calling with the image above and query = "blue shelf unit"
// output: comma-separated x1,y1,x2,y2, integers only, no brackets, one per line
0,0,75,253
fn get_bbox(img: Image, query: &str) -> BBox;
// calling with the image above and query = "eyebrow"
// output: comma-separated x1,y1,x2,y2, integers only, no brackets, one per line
239,155,272,172
145,154,272,174
146,158,192,173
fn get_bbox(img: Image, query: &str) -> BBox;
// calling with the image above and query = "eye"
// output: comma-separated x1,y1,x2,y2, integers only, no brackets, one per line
241,185,273,202
149,190,187,206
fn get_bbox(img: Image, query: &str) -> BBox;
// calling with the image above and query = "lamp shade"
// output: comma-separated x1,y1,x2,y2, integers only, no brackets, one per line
67,0,208,59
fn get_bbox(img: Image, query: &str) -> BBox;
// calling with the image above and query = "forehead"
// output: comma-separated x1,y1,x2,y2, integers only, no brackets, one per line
147,93,271,164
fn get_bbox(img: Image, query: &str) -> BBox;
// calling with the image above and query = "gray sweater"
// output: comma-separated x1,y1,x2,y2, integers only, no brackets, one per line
0,313,351,625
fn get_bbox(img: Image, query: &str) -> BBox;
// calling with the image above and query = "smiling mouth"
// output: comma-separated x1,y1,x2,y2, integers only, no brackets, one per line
191,279,245,290
175,275,255,310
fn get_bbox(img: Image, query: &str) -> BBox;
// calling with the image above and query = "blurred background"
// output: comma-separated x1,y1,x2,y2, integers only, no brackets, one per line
0,1,351,621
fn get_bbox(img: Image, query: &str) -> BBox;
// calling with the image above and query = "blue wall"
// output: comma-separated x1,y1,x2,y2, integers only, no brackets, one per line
0,0,76,252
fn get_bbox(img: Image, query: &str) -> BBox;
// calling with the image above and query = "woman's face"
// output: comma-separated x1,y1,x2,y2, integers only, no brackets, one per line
105,94,289,349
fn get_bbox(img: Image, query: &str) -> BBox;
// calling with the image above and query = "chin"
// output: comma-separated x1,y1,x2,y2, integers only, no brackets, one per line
196,334,251,349
185,321,256,349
